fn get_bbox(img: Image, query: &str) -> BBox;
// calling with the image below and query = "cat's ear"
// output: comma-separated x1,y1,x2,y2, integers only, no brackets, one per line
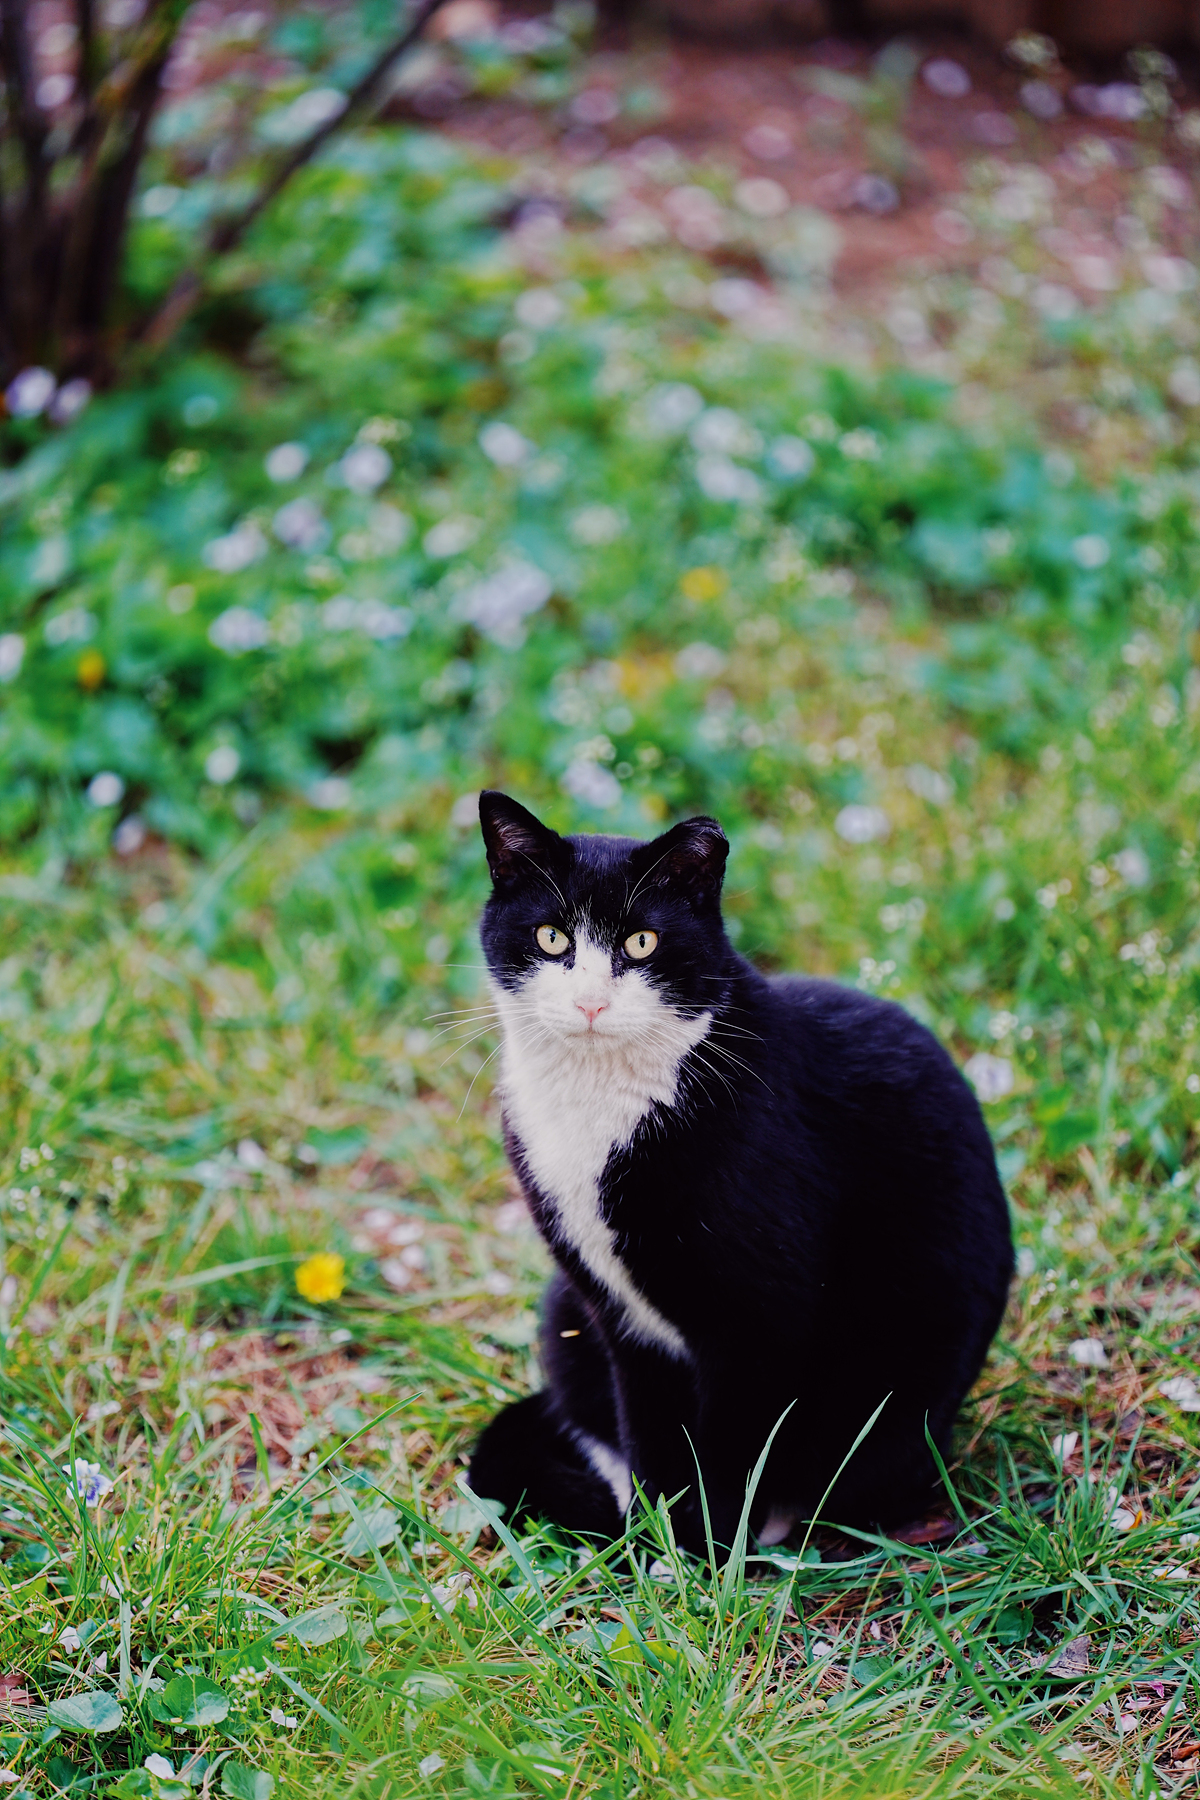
479,792,564,888
633,816,728,907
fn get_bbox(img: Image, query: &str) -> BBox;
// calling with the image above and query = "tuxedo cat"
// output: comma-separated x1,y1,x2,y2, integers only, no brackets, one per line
468,792,1013,1552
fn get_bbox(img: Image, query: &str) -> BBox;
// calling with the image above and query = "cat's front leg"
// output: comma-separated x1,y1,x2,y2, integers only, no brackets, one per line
604,1337,710,1542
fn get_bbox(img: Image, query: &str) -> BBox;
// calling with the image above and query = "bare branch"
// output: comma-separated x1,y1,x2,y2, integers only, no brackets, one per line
76,0,97,101
141,0,452,349
0,0,50,201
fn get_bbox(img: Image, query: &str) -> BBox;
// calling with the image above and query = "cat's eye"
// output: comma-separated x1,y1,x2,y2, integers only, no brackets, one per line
624,929,658,960
536,924,570,956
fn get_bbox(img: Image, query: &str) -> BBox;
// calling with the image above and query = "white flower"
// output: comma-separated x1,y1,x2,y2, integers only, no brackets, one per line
839,428,882,461
642,382,704,435
456,562,552,644
1113,845,1150,888
87,771,125,808
1071,534,1110,570
273,498,327,551
767,436,814,480
834,804,889,844
338,443,392,493
6,366,56,418
478,422,532,468
1068,1339,1108,1369
569,505,624,545
695,456,762,504
418,1755,445,1779
1145,254,1197,294
515,288,564,329
307,778,351,811
141,184,181,217
1093,82,1145,120
265,442,309,482
113,816,146,855
45,608,96,646
268,1706,298,1728
379,1256,413,1290
202,523,267,574
145,1755,175,1779
561,760,622,810
1051,1431,1078,1461
709,277,767,319
0,634,25,682
1168,361,1200,406
430,1571,476,1610
923,57,971,97
208,607,270,654
423,515,480,558
963,1054,1013,1103
852,174,898,214
674,642,726,681
49,379,92,425
59,1625,81,1652
357,600,411,641
204,746,240,785
1031,283,1076,320
733,176,789,218
37,72,74,107
744,122,791,159
1160,1375,1200,1410
262,86,347,142
690,408,761,458
906,764,954,805
1020,78,1062,119
0,1771,19,1785
63,1458,113,1505
31,536,70,585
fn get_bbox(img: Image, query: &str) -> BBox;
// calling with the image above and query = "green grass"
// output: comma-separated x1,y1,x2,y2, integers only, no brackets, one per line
4,89,1200,1800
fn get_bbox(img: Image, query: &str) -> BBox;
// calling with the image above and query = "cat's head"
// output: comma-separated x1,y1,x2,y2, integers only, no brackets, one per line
478,791,730,1045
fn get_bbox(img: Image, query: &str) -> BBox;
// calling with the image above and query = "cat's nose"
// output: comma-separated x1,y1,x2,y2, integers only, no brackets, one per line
576,1000,608,1026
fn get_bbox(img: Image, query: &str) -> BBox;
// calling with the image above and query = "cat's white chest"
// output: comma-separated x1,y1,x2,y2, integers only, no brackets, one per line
493,956,709,1357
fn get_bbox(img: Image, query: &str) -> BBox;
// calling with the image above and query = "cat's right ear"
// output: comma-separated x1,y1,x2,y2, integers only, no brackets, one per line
479,792,563,888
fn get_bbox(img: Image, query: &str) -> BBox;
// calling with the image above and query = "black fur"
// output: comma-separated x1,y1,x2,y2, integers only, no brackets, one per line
469,792,1013,1551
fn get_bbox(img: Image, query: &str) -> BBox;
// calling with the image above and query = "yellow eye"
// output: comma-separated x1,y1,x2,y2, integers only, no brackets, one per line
624,929,658,960
536,925,570,956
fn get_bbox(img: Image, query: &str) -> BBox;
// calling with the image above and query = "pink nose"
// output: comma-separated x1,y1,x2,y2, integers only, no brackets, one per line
576,1000,608,1025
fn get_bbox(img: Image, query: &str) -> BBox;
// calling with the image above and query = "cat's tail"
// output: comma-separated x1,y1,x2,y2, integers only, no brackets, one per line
468,1390,625,1538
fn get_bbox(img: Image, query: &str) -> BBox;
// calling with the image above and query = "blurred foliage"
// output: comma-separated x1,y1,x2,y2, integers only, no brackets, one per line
3,74,1200,1797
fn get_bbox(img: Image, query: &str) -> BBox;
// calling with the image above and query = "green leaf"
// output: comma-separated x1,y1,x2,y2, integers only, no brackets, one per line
285,1606,348,1646
46,1757,87,1790
302,1126,366,1166
46,1691,124,1733
400,1671,455,1706
341,1503,398,1556
160,1674,230,1727
994,1605,1033,1645
220,1765,275,1800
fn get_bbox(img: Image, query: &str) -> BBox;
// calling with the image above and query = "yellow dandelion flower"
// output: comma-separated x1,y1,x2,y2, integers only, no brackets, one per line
77,649,106,691
295,1252,345,1304
679,565,726,604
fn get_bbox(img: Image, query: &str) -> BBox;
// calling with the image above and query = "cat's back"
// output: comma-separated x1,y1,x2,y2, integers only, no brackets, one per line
741,967,1001,1178
760,971,958,1090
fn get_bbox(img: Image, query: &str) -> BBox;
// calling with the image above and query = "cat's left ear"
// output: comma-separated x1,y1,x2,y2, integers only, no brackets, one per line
479,791,565,888
632,816,728,908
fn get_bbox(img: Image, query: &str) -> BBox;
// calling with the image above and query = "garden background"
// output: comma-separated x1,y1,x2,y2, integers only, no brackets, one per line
3,3,1200,1795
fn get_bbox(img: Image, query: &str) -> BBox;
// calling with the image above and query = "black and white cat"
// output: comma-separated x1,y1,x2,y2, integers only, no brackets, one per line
468,791,1013,1552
